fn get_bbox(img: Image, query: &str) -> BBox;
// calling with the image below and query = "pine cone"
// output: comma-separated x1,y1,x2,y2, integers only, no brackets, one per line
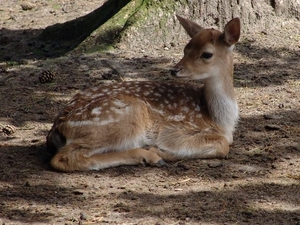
2,125,16,135
39,70,55,84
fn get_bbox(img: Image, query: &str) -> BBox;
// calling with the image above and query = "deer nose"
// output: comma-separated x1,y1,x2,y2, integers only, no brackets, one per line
170,68,181,76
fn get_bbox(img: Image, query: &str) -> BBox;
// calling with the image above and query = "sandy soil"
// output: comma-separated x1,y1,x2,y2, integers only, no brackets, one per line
0,1,300,225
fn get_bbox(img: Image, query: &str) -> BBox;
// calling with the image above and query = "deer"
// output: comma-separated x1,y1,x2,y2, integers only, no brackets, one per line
46,15,241,172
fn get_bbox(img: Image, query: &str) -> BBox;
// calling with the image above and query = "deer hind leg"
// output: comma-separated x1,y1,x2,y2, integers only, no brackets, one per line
50,143,165,172
154,125,230,161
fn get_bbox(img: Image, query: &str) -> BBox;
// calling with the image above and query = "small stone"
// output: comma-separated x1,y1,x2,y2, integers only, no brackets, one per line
20,2,35,10
185,217,191,221
262,100,270,105
80,212,87,220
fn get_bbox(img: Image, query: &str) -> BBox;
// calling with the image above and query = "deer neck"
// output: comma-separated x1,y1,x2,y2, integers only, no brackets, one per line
203,71,238,142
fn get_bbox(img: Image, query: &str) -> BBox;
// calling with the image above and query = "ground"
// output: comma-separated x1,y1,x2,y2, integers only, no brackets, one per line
0,1,300,225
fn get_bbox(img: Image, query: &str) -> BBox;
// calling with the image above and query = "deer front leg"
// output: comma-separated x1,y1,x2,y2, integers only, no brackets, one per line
50,144,166,172
149,147,179,161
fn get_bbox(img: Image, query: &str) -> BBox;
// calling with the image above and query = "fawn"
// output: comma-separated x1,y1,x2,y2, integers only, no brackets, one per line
47,15,241,172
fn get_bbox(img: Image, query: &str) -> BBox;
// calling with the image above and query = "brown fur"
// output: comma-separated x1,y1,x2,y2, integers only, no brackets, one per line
47,16,241,172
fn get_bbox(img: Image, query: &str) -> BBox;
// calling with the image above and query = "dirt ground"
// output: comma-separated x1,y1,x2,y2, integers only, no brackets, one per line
0,1,300,225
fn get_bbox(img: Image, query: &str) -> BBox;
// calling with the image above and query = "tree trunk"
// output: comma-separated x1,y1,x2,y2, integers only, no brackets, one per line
80,0,300,52
40,0,300,54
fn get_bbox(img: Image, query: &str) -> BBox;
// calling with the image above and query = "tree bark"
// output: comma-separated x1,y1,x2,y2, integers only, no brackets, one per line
79,0,300,52
39,0,300,54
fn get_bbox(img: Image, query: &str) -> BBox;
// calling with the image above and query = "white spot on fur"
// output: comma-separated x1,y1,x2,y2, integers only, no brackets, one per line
68,120,94,126
68,117,120,127
113,99,127,108
147,104,164,115
91,107,102,115
110,107,124,115
68,101,76,106
181,106,190,113
92,93,105,98
85,92,92,97
167,114,185,121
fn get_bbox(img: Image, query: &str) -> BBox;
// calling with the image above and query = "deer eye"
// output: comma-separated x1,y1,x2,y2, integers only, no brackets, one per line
201,52,213,59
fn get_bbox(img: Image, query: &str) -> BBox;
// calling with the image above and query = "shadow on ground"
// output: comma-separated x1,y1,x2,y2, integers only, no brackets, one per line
0,104,299,224
0,19,300,224
0,0,131,62
117,183,300,224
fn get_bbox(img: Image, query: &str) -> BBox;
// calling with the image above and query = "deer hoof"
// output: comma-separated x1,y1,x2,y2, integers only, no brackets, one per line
155,159,167,167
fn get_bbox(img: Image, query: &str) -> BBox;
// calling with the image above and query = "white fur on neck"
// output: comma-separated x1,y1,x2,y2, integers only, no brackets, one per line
204,76,239,144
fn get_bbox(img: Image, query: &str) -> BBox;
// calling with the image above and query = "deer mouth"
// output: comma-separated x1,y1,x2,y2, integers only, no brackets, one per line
174,75,190,80
169,68,191,79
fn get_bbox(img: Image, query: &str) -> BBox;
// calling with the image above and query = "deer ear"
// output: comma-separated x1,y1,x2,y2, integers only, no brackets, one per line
224,18,241,45
176,15,203,38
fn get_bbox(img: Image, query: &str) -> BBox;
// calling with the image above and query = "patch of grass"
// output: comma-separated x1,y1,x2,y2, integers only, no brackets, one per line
52,4,61,10
85,43,115,53
5,61,19,67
